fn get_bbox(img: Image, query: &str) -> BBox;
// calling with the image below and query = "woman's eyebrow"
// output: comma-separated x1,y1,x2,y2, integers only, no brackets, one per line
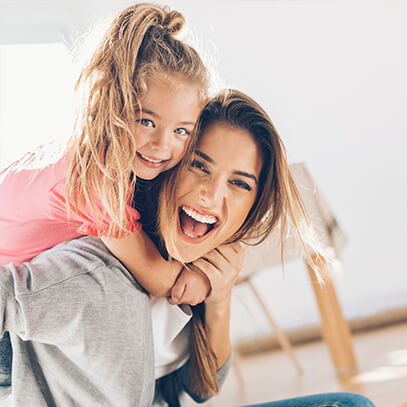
196,150,258,184
195,150,213,163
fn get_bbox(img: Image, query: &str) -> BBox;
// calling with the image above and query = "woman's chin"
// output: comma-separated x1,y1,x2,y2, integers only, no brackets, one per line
167,247,199,264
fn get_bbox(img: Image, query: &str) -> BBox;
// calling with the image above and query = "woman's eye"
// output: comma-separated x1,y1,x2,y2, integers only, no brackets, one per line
136,118,154,127
174,128,190,136
190,159,209,173
230,179,252,191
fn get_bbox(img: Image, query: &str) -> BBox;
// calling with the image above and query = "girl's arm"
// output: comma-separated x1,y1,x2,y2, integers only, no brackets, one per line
191,242,245,368
101,231,204,298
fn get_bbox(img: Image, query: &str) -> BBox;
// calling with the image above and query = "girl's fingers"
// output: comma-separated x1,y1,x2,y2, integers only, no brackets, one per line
168,279,186,304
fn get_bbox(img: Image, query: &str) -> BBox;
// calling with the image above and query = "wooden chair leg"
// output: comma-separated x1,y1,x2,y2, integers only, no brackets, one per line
306,255,357,375
247,279,303,375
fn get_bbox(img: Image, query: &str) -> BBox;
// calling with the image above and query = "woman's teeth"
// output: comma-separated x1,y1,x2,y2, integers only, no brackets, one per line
181,206,217,224
183,230,199,238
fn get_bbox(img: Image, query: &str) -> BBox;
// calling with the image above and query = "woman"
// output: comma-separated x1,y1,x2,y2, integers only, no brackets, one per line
155,89,374,407
0,90,374,406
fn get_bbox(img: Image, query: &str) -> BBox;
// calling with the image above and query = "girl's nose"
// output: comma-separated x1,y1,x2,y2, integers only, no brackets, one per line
151,129,170,151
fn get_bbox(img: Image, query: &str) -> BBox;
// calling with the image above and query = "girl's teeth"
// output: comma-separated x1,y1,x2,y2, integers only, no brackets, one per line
140,154,163,163
182,206,217,224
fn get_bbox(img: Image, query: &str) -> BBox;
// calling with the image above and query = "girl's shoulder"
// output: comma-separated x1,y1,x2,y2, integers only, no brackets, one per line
0,141,69,183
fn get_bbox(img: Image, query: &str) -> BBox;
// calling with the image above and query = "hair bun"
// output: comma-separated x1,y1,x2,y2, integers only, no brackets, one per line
161,9,185,35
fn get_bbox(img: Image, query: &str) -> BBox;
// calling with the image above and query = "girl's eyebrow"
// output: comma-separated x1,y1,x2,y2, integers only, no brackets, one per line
195,150,258,184
135,107,195,126
135,107,159,117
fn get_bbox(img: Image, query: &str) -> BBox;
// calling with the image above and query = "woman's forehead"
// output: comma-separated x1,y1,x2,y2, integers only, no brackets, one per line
196,122,262,175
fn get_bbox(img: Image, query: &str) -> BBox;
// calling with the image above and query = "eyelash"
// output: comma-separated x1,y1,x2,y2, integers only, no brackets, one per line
191,159,209,173
174,128,190,137
135,119,190,137
191,159,252,191
230,179,252,191
136,118,154,127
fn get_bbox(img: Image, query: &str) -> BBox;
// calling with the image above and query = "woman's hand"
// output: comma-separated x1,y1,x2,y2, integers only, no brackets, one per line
191,242,245,308
190,242,245,369
168,266,211,306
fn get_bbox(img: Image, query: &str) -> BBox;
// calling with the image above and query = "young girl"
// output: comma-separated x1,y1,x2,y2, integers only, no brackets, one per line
0,2,212,391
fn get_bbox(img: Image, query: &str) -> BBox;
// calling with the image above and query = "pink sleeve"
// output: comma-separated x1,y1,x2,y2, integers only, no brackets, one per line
48,178,142,238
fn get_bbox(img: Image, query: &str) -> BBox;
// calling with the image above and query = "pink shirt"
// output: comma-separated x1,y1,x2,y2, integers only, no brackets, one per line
0,151,141,266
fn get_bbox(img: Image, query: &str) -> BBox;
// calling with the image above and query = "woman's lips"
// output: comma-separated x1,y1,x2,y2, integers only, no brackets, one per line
177,205,220,243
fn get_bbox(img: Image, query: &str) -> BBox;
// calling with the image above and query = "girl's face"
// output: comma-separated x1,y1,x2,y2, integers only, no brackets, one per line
134,75,202,180
162,122,263,262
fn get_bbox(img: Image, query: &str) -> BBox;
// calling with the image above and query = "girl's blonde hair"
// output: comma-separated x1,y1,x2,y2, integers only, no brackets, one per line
66,3,209,236
159,89,328,398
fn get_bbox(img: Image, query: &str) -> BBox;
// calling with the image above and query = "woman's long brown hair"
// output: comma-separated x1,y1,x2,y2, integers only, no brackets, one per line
159,89,327,398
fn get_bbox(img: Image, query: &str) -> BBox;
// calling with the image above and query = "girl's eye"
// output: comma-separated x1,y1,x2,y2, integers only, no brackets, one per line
190,159,209,173
174,128,190,137
230,179,252,191
136,118,154,127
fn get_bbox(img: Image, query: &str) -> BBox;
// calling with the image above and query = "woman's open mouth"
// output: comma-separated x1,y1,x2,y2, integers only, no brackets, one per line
178,205,220,241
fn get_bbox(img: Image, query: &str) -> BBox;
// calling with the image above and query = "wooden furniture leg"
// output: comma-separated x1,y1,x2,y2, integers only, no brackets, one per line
247,279,303,375
306,254,357,375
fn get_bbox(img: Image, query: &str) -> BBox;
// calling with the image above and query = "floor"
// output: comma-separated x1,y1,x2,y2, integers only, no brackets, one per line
0,322,406,406
185,322,407,407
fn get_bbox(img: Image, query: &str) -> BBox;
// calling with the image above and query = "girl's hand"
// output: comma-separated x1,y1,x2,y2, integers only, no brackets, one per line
191,242,245,308
168,266,211,306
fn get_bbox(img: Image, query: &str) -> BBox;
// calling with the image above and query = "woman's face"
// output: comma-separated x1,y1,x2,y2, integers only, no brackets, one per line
162,122,263,262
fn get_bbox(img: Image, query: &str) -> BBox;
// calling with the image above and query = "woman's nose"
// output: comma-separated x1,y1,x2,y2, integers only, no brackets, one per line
198,179,224,206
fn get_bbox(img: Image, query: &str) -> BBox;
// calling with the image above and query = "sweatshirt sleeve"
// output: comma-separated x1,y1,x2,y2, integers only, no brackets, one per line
0,240,114,342
0,264,25,337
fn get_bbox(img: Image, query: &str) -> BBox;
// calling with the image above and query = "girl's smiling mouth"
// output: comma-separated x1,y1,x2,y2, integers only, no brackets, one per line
137,152,170,167
178,205,220,241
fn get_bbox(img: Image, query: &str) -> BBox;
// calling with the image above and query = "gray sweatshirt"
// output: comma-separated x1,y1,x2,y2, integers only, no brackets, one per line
0,236,230,406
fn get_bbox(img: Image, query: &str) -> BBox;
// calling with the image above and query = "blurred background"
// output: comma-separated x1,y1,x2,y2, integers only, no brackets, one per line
1,1,406,406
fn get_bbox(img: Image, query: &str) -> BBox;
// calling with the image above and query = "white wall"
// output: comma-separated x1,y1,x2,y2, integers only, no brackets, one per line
1,0,406,342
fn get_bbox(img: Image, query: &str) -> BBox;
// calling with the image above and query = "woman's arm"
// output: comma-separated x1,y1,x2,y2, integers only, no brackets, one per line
191,242,245,368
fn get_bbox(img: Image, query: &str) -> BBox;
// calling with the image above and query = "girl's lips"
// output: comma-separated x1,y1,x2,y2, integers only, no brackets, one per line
136,152,169,168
